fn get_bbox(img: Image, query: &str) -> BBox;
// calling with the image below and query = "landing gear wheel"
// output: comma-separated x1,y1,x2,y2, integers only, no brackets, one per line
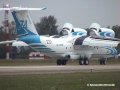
57,59,68,65
79,58,84,65
79,57,89,65
84,57,89,65
57,59,61,65
103,59,106,65
100,60,102,65
61,60,67,65
85,59,89,65
99,58,106,65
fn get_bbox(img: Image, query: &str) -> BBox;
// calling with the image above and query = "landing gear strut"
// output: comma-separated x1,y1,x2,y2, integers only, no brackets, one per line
79,56,89,65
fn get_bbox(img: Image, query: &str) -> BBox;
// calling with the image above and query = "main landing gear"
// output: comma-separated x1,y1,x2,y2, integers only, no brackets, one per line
56,57,107,65
79,56,89,65
57,59,68,65
99,58,106,65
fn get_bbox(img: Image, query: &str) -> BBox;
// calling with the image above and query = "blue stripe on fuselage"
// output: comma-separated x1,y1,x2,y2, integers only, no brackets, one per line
72,32,85,36
19,35,55,53
100,32,112,37
19,35,40,44
105,47,117,55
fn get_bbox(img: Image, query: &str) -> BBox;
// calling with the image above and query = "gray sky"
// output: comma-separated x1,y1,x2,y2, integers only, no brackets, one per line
0,0,120,28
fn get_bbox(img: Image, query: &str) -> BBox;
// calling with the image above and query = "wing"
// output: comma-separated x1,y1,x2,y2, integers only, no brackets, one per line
12,41,28,46
0,40,28,46
0,40,16,44
74,36,120,48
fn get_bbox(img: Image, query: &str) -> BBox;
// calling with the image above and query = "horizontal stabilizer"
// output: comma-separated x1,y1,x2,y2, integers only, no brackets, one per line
12,41,28,46
0,40,16,44
0,40,28,46
0,7,46,11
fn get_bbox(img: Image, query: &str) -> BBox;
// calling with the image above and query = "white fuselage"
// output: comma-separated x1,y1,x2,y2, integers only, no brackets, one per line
26,35,117,60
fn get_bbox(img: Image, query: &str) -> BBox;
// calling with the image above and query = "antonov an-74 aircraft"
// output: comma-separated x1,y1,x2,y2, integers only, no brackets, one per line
0,7,120,65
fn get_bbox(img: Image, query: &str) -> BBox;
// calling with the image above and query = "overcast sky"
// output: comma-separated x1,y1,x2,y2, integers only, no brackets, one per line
0,0,120,28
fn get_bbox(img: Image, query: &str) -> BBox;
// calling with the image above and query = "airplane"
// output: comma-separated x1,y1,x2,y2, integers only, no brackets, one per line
0,7,120,65
57,23,119,65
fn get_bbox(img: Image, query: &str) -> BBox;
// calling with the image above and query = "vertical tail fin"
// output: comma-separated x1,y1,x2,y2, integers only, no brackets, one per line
0,7,46,37
12,10,38,37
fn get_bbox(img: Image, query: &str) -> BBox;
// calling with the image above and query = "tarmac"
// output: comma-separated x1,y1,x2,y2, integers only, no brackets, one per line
0,65,120,75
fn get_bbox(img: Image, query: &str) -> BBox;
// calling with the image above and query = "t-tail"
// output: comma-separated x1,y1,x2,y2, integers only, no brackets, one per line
12,10,38,37
0,7,46,45
0,7,46,38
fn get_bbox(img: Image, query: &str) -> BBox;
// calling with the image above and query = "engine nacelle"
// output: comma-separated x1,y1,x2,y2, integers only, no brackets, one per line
71,28,87,37
63,23,73,32
99,28,115,38
90,23,101,32
59,23,73,36
60,23,87,37
89,23,115,38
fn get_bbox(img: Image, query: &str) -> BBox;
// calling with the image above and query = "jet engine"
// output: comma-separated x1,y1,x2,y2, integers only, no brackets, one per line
60,23,73,36
89,23,115,38
60,23,87,37
99,28,115,38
